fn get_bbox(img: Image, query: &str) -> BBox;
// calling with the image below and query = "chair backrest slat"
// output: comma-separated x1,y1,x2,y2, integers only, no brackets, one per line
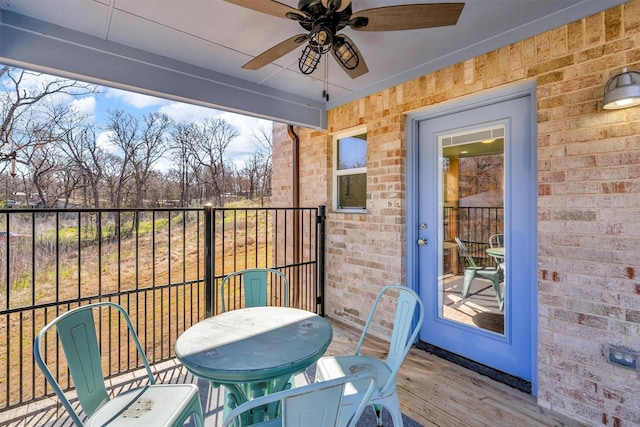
282,381,344,427
387,291,420,369
221,372,376,427
455,237,477,268
354,285,424,396
56,309,109,417
220,268,290,312
243,270,269,308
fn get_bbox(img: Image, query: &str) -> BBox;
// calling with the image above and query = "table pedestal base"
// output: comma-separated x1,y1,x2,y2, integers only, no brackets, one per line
215,374,293,426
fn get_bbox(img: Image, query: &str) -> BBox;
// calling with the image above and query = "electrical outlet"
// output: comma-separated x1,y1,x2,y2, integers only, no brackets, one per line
605,345,639,370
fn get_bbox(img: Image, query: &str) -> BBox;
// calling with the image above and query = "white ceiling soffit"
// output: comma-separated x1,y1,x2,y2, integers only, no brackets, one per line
0,0,630,129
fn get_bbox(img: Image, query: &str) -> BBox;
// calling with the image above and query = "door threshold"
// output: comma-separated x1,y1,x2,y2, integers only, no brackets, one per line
415,341,531,394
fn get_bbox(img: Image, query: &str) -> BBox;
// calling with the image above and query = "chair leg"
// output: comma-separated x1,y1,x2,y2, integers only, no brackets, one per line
372,394,404,427
461,269,475,300
490,276,503,311
373,404,383,426
389,405,404,427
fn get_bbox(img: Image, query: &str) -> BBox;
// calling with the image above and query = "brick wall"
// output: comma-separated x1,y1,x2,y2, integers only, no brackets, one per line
272,1,640,424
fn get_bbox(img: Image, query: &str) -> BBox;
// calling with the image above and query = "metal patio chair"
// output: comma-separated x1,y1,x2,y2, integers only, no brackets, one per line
314,285,424,427
222,372,377,427
33,302,203,427
455,237,503,310
220,267,290,312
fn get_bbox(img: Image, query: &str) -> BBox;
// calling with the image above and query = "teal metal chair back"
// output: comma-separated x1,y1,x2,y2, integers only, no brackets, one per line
220,268,290,312
53,307,112,418
489,233,504,248
488,233,506,272
221,372,377,427
354,285,424,395
34,302,203,426
314,284,424,427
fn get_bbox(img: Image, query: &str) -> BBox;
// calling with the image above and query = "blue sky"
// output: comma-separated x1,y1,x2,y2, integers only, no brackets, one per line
4,69,273,174
91,86,273,171
10,69,273,172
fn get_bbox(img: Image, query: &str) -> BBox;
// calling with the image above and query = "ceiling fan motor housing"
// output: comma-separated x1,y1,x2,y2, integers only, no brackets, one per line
297,0,353,33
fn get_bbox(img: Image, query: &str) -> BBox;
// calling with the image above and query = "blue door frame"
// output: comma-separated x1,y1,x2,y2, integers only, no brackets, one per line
405,82,538,394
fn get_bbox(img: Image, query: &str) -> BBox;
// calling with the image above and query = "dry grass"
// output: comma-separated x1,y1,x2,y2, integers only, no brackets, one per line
0,201,280,409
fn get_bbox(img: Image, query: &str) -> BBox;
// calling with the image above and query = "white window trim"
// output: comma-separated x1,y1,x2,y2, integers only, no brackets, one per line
332,125,367,213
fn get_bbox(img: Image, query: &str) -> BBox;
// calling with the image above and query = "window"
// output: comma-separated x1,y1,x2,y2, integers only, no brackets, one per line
334,129,367,210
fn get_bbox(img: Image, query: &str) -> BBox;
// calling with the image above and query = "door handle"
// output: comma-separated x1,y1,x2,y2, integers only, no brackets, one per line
417,238,428,247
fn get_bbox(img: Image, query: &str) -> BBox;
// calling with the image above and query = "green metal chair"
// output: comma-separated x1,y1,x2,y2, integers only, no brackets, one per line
33,302,204,427
455,237,503,310
220,267,290,312
221,372,377,427
314,285,424,427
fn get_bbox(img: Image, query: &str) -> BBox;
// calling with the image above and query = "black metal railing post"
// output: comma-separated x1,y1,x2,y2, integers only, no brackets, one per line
316,205,326,316
204,204,213,317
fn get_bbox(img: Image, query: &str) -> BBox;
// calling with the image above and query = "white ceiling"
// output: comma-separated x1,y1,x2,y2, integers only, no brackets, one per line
0,0,630,128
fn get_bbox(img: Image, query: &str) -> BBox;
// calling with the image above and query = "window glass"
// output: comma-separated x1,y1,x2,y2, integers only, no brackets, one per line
337,173,367,208
337,134,366,169
335,132,367,210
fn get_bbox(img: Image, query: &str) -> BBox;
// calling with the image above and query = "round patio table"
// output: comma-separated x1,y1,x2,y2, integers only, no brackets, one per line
486,247,505,259
175,306,332,424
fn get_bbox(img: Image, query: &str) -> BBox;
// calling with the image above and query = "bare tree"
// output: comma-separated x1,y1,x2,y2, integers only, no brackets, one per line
54,104,104,208
105,109,138,207
23,123,60,208
171,122,201,207
132,112,172,206
0,66,98,176
105,110,172,207
189,117,239,206
101,152,127,208
242,124,272,200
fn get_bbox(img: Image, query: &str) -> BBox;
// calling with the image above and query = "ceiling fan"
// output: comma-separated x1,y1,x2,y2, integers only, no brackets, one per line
225,0,465,79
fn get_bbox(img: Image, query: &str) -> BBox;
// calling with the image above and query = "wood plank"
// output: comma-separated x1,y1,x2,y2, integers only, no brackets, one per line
326,318,585,427
7,318,585,427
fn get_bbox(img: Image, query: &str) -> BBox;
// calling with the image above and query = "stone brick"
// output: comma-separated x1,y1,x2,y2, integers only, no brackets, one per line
270,2,640,425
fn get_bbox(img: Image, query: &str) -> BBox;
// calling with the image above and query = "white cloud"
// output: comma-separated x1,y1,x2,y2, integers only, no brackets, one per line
96,130,117,153
105,87,169,109
220,112,273,165
70,96,97,120
157,102,220,123
155,103,273,166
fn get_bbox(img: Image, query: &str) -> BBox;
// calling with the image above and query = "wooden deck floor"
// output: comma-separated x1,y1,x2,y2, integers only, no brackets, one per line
2,318,583,427
328,319,583,427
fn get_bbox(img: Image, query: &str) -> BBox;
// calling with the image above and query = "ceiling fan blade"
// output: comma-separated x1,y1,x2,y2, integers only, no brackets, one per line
242,34,308,70
224,0,307,20
331,35,368,79
351,3,464,31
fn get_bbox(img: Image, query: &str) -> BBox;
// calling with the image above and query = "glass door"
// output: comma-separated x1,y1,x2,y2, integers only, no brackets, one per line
416,95,536,382
440,126,505,333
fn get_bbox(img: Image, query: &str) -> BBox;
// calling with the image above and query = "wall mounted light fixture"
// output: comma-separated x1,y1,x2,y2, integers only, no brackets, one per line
603,67,640,110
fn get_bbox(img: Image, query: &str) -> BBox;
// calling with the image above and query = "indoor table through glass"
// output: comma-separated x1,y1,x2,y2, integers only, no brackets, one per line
175,306,333,424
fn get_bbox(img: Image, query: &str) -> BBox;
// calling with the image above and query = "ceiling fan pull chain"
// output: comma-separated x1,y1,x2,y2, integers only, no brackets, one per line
323,56,330,102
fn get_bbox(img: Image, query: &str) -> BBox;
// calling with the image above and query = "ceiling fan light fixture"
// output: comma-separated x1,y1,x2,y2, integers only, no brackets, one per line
309,26,333,54
333,37,359,70
299,44,321,74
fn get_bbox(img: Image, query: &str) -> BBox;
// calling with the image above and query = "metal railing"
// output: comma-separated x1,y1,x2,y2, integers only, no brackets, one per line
444,206,504,268
0,205,325,411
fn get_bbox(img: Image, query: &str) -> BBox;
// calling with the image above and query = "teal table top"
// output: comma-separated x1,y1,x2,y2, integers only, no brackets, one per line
486,247,505,258
175,307,333,384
